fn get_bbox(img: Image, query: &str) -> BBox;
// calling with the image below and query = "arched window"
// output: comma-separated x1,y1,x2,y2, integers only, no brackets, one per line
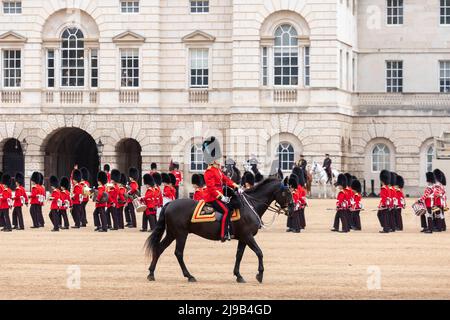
278,143,294,171
274,24,298,86
190,144,207,172
372,143,390,172
426,145,434,172
61,27,85,87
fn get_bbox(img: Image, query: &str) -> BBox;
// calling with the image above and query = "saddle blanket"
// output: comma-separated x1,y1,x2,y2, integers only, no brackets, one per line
191,200,241,224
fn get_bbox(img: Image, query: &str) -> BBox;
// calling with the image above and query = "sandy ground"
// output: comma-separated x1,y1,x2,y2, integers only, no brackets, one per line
1,198,450,300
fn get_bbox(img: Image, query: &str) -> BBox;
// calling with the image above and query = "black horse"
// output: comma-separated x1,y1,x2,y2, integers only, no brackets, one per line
145,178,293,283
223,162,241,184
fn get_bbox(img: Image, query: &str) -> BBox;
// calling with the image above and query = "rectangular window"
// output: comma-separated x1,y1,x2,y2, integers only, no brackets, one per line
3,1,22,14
441,0,450,25
120,48,139,87
190,1,209,13
440,61,450,93
2,49,21,87
386,60,403,93
304,46,310,86
262,47,268,86
387,0,403,25
91,49,98,88
47,50,55,88
120,1,139,13
189,48,209,88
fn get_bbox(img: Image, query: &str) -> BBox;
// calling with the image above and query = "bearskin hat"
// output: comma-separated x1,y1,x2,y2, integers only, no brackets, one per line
380,170,391,185
198,174,205,187
49,175,59,188
2,174,11,187
120,173,127,186
426,171,436,184
255,172,264,183
169,173,177,185
103,164,110,172
390,172,397,186
72,169,82,183
81,167,90,181
243,171,255,186
31,171,40,184
15,172,24,186
129,167,139,181
344,173,353,186
191,174,202,186
288,174,298,189
161,173,170,184
152,172,162,186
97,171,108,185
351,179,362,194
143,174,155,187
60,177,70,190
396,175,405,189
111,169,121,183
433,169,447,186
151,162,157,170
336,174,347,188
38,173,44,185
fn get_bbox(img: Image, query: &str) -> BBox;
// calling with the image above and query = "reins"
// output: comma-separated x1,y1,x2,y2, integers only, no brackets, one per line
239,192,287,229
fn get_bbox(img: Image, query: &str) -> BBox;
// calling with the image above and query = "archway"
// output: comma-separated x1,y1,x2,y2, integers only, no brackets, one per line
2,139,25,176
116,139,142,179
44,128,99,186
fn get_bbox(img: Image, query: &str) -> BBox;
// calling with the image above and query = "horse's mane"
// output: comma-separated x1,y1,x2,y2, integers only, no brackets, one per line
245,177,280,194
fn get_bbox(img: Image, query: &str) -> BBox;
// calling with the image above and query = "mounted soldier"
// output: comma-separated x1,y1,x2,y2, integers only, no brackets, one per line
322,154,332,184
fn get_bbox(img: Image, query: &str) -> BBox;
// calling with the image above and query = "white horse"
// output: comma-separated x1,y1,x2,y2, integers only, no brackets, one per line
310,161,340,199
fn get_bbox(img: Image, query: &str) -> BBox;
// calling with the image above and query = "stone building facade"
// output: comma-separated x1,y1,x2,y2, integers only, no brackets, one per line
0,0,449,195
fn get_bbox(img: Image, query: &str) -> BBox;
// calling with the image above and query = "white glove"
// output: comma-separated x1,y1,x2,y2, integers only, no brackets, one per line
220,196,231,204
238,187,245,195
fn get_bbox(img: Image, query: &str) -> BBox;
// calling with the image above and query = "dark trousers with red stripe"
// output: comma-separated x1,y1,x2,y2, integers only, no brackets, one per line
117,206,125,229
29,204,39,228
49,209,60,231
333,209,349,232
142,211,157,231
210,200,231,239
0,208,12,230
81,201,88,226
378,209,390,232
37,205,45,227
72,204,82,227
125,202,136,228
60,210,70,228
395,208,403,231
12,207,24,229
93,207,107,231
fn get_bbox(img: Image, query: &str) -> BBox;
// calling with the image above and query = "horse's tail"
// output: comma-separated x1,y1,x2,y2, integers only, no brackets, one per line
145,204,168,258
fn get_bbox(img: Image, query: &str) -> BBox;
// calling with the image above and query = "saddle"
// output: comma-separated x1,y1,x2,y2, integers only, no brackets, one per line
191,200,241,224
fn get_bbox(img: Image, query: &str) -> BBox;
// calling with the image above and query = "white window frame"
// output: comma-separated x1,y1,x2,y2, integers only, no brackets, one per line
120,48,140,88
261,46,268,87
372,143,391,172
60,27,85,88
190,144,207,172
189,48,209,89
2,49,21,88
90,49,98,88
386,0,403,26
426,145,435,173
273,24,299,87
46,49,55,88
440,60,450,93
3,1,22,14
304,46,310,87
190,1,209,14
277,142,295,172
120,1,139,14
441,0,450,25
386,60,403,93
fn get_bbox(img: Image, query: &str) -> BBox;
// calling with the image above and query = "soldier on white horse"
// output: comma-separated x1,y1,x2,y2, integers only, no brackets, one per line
310,161,339,199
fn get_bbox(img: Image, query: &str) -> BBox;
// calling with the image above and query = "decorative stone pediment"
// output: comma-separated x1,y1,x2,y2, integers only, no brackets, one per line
0,31,27,44
182,30,216,44
112,31,145,44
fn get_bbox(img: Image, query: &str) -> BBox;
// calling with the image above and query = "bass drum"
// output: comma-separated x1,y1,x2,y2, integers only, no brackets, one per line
133,198,147,213
412,202,427,216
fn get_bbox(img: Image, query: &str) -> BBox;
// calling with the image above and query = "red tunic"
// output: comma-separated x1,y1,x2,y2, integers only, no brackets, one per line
153,187,163,207
336,189,347,210
0,187,12,209
117,186,127,208
163,185,176,201
30,185,40,205
72,183,83,205
344,187,354,209
60,190,72,210
193,187,207,201
38,185,46,206
419,186,434,208
144,188,157,216
171,170,183,187
378,185,390,209
107,184,118,208
296,186,307,209
433,184,446,208
14,186,28,207
50,189,61,210
81,181,90,203
352,192,362,211
127,181,139,204
203,165,236,203
95,185,107,208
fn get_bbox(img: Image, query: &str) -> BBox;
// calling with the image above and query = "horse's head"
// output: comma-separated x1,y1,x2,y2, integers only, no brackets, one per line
274,178,294,216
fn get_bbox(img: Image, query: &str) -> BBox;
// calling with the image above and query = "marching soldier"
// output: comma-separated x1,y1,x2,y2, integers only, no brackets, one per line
388,172,398,232
71,169,83,229
80,167,91,227
37,173,46,228
125,167,140,228
350,179,363,231
59,177,71,230
192,174,206,201
152,172,163,218
162,173,176,204
331,174,349,233
394,175,405,231
170,164,183,199
117,173,128,229
141,174,157,232
48,176,61,232
378,170,391,233
12,173,27,230
418,172,435,234
0,174,13,232
344,173,355,229
107,169,121,230
433,169,447,232
93,171,108,232
29,172,41,229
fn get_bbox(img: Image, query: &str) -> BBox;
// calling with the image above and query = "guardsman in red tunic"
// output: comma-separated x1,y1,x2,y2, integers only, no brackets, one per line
202,137,240,242
93,171,108,232
331,174,349,233
48,176,61,232
286,174,301,233
141,174,157,232
433,169,447,232
107,169,121,230
59,177,71,230
297,170,308,230
170,162,183,199
418,172,435,233
80,167,91,227
125,167,140,228
0,172,4,228
192,174,207,201
387,172,398,232
394,175,405,231
162,173,176,204
12,172,27,230
378,170,391,233
104,164,111,184
71,169,83,228
169,173,178,199
29,172,41,228
344,173,355,230
350,179,363,231
152,172,164,218
0,174,13,232
117,173,128,229
37,173,46,228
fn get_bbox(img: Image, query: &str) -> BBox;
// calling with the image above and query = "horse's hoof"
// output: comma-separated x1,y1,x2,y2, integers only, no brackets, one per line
147,274,155,282
256,274,263,283
236,276,246,283
188,277,197,283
